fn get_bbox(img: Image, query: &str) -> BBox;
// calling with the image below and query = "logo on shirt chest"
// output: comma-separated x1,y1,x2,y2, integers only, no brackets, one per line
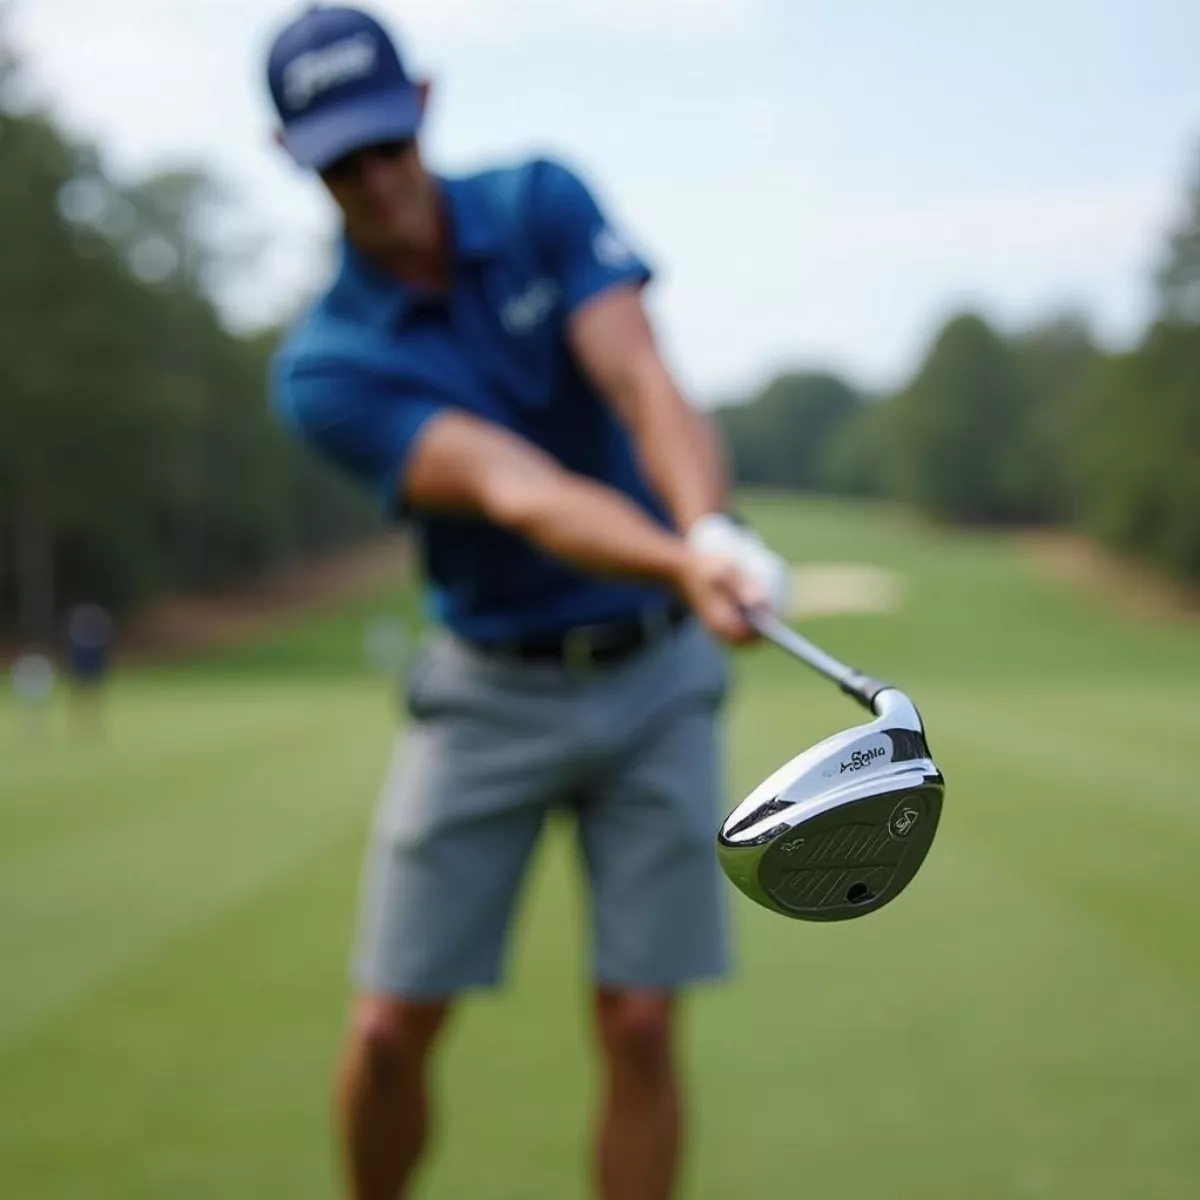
499,278,560,336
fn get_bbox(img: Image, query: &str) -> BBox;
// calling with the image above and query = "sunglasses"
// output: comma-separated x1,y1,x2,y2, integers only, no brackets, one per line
320,138,416,184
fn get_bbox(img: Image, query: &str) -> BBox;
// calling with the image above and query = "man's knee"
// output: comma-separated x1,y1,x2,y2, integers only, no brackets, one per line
347,995,450,1082
595,990,675,1076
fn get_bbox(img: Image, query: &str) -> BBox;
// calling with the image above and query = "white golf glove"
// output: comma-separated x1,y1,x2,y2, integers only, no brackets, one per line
686,512,790,615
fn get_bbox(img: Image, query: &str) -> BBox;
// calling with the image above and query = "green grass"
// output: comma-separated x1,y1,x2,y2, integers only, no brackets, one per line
3,495,1199,1198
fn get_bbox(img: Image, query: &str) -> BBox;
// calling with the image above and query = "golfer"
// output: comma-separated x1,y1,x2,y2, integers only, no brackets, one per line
265,7,789,1198
64,602,113,735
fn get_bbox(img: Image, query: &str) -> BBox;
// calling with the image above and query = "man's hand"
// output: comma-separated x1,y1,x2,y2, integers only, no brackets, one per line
685,513,790,616
676,551,767,645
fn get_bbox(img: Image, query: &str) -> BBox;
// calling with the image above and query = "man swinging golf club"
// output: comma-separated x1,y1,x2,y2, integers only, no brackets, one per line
264,6,791,1197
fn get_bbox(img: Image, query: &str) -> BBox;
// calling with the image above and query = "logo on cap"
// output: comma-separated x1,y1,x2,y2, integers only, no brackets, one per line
283,32,379,110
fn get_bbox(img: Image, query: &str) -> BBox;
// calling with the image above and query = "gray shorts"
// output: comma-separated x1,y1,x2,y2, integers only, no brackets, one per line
351,616,732,999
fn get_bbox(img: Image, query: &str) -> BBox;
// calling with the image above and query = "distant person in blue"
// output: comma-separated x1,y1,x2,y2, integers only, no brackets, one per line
265,7,790,1198
64,602,112,734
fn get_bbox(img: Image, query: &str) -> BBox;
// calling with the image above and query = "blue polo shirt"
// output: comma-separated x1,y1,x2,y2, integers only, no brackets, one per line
270,156,677,643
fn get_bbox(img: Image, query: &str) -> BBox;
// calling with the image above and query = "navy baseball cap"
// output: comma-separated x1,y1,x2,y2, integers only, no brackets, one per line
267,5,423,170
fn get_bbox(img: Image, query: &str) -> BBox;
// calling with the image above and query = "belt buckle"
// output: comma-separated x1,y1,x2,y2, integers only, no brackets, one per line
563,626,596,672
639,602,681,646
641,605,668,640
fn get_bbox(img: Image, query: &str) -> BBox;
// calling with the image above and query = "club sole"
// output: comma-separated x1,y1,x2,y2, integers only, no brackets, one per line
739,782,943,921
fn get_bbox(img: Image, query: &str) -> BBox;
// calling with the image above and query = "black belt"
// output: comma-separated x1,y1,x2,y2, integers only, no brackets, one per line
473,601,689,669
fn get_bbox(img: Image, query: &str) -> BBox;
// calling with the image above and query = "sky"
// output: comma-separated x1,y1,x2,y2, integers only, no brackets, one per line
9,0,1200,402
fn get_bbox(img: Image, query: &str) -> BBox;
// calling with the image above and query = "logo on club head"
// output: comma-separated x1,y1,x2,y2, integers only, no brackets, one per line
779,837,806,856
839,746,887,774
889,805,920,839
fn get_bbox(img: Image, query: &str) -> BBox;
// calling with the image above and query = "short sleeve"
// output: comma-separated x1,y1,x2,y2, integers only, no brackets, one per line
527,159,653,316
270,352,444,519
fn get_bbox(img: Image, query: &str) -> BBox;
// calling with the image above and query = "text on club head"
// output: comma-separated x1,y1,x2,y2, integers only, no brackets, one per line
839,746,888,774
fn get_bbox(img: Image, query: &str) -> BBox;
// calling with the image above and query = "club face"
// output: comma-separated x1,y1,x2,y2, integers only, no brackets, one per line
717,690,944,921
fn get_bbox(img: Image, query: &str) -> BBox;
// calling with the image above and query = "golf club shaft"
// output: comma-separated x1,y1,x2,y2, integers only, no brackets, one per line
748,609,889,713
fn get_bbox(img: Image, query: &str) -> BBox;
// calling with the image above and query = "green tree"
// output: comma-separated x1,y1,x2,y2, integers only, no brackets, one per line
1010,313,1102,523
1157,146,1200,325
1068,147,1200,583
714,372,864,490
1070,325,1200,581
820,398,893,498
889,313,1028,523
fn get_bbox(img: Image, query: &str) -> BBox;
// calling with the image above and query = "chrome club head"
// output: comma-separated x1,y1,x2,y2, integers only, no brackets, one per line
717,687,944,921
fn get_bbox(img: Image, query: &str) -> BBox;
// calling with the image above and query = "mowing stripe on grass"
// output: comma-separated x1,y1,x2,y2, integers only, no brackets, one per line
925,714,1200,992
0,689,388,1051
932,699,1200,829
693,828,1200,1200
1,690,368,861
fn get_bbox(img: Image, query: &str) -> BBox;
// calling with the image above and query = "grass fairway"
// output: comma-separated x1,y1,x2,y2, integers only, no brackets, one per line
3,495,1198,1199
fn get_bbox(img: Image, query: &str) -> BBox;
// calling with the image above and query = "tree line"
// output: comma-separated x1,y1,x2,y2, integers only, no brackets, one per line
2,19,1195,646
713,147,1200,586
0,31,376,641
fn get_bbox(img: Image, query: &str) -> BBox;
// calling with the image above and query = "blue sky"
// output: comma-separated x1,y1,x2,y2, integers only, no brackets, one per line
11,0,1199,401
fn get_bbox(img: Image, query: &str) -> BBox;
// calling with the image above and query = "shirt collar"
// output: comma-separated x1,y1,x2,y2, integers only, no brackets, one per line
333,174,501,326
440,173,503,260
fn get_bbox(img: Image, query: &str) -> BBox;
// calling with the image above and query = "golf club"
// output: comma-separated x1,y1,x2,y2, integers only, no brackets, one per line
717,609,944,921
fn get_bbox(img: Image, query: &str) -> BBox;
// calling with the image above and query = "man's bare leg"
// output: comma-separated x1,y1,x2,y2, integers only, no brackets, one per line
593,989,681,1200
337,995,451,1200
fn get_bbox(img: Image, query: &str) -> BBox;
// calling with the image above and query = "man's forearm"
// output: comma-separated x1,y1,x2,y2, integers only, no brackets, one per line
404,408,693,590
498,468,690,591
566,287,729,531
621,362,729,533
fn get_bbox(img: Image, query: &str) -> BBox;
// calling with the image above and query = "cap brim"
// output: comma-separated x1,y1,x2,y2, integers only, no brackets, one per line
282,89,422,170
